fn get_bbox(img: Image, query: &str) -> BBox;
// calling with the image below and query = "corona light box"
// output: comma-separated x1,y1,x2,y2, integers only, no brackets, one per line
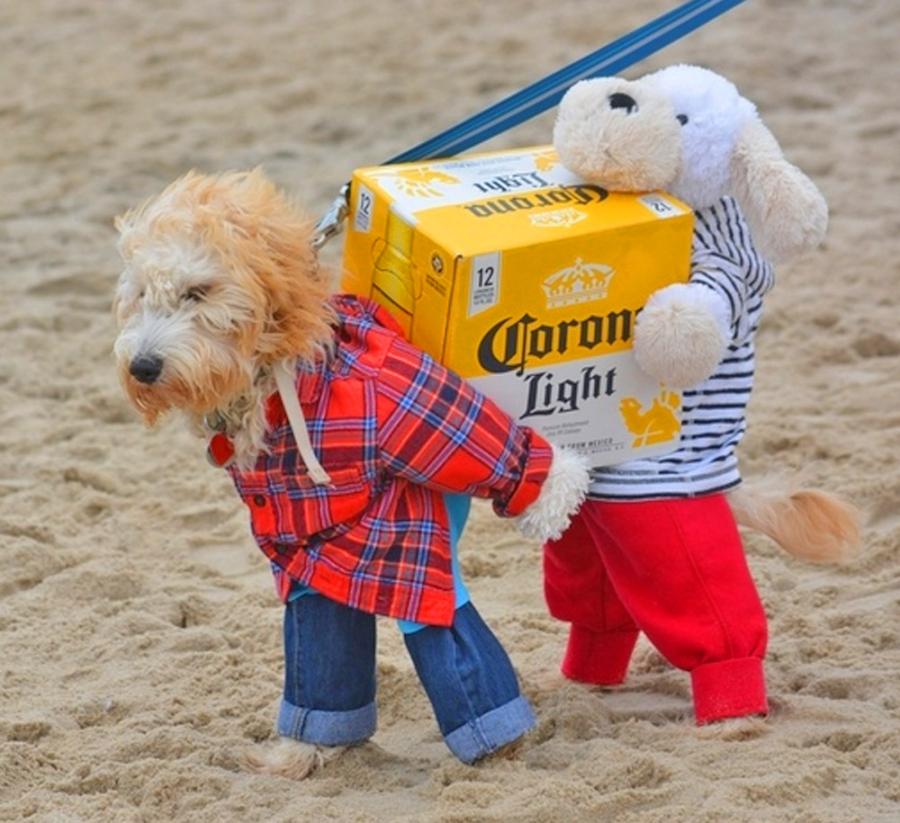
341,146,694,465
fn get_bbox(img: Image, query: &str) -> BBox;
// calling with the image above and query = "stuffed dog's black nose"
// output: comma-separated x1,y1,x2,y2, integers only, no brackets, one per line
608,92,638,114
130,355,163,384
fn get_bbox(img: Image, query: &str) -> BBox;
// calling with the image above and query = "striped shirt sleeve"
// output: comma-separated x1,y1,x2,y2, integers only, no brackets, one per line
690,199,774,344
690,252,750,342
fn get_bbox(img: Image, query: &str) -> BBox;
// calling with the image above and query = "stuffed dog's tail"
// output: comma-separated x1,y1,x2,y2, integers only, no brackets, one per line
728,487,862,564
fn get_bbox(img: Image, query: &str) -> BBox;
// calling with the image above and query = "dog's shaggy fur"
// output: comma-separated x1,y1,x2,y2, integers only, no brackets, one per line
113,169,334,468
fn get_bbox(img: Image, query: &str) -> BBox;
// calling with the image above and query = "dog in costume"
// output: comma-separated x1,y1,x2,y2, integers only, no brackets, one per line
547,65,860,725
113,169,589,776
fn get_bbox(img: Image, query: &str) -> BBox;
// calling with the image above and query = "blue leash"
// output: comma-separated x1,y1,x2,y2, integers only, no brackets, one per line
313,0,746,246
388,0,746,164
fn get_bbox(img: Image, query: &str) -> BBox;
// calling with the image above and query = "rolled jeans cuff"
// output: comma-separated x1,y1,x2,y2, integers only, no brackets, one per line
444,695,535,764
277,697,376,746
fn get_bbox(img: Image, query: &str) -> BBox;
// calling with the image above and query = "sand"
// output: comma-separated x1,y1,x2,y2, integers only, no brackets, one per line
1,0,898,820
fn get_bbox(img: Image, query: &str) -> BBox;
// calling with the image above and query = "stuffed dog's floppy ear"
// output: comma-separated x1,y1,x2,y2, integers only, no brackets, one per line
729,118,828,263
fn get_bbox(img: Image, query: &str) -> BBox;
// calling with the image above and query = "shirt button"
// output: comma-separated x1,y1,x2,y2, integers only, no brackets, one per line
253,494,267,507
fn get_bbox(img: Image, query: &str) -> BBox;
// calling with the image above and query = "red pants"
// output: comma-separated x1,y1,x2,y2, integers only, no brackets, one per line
543,495,768,725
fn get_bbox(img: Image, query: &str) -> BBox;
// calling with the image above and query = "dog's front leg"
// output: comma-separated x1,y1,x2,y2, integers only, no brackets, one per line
239,737,345,780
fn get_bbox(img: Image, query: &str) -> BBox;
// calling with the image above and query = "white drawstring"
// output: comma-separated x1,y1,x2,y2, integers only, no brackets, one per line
273,358,331,486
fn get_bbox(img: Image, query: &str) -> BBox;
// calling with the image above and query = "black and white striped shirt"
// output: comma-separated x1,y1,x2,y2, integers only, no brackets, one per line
589,197,774,500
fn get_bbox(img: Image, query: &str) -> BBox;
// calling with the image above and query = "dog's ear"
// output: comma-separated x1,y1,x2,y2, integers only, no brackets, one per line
255,227,334,365
210,170,335,364
113,208,141,260
729,118,828,263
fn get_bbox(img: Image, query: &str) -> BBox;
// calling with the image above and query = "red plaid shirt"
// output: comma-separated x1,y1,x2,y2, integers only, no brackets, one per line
220,295,552,626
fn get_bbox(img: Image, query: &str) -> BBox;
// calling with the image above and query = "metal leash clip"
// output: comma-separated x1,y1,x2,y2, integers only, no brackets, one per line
311,182,351,250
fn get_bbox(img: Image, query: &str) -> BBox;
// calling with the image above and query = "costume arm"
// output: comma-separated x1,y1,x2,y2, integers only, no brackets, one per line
374,336,552,517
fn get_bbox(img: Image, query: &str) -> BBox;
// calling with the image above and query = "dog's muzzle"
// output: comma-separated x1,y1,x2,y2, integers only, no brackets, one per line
130,354,163,384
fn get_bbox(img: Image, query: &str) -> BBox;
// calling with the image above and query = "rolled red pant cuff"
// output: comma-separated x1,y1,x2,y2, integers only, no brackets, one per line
561,625,638,685
691,657,768,725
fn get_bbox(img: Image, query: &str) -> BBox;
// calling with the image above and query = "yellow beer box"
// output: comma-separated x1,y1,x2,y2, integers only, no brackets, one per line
341,146,693,465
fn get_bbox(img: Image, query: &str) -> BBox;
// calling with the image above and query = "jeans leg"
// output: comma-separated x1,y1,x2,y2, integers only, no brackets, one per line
404,602,535,763
278,594,377,746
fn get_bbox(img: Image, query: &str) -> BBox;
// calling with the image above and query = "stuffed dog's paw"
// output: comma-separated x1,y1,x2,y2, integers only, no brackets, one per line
634,283,731,389
517,444,590,542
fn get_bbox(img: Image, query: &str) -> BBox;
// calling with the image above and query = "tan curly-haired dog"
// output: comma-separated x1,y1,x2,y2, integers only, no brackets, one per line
114,169,333,468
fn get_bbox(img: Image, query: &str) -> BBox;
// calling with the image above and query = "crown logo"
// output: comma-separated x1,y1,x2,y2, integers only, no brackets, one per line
542,258,614,308
530,208,587,229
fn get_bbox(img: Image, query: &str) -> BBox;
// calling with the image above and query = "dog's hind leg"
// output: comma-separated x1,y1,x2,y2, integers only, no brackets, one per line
239,737,345,780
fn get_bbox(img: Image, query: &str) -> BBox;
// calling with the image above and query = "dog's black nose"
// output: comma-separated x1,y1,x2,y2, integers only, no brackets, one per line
608,92,638,114
130,355,163,384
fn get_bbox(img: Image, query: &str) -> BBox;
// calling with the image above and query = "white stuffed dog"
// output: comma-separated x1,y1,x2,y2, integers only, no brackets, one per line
544,65,859,726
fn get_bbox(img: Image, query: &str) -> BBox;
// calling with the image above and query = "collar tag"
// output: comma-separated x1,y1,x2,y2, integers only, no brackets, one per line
207,432,235,468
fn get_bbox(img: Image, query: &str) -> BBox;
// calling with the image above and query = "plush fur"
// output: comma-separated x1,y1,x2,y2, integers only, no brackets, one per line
633,282,732,390
553,77,681,192
730,118,831,264
553,65,860,565
640,66,757,210
518,445,591,542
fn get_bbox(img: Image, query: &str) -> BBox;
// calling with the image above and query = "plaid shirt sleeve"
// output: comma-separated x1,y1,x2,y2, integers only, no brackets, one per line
374,336,552,516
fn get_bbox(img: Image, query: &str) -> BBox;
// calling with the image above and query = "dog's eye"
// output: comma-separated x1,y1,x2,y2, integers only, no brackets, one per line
676,114,689,126
184,286,209,302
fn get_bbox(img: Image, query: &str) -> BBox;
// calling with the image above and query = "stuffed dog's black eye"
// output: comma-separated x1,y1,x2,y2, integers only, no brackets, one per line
608,92,638,114
676,113,689,126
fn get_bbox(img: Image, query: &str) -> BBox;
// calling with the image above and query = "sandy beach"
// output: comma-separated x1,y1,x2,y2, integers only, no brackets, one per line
1,0,898,820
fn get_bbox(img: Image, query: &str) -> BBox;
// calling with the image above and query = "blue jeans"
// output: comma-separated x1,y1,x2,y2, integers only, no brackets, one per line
287,493,472,634
278,595,535,763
